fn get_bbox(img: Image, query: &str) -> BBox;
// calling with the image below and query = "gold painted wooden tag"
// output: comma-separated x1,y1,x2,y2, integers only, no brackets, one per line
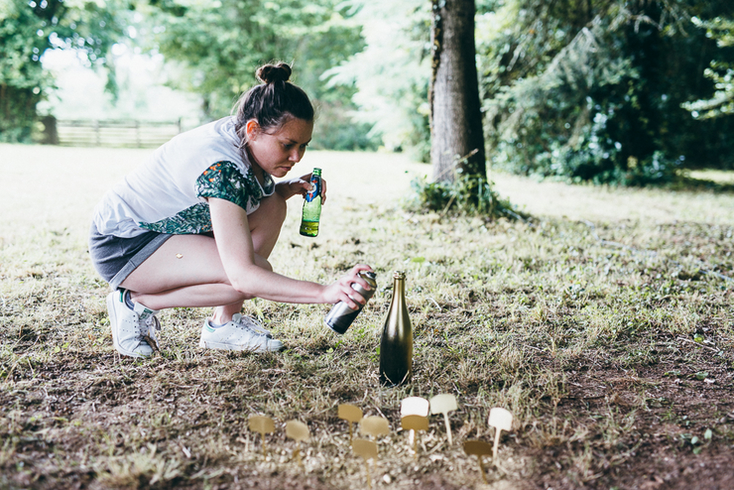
360,416,390,438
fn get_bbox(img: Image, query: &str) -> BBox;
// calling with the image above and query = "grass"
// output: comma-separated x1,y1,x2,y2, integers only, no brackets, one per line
1,143,733,489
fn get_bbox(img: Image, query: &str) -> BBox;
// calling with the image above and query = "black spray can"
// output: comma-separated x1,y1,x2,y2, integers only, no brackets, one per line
324,271,377,334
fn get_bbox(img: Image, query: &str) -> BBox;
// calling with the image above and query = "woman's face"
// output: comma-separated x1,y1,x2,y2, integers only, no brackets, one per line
247,117,314,178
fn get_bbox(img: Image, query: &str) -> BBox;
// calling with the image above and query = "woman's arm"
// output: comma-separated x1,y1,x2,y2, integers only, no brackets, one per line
209,197,368,306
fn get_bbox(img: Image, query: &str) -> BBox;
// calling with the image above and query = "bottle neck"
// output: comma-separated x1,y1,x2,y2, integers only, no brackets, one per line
393,277,405,297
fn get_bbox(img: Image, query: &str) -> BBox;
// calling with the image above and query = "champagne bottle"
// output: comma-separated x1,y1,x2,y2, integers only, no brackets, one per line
299,168,322,237
379,271,412,386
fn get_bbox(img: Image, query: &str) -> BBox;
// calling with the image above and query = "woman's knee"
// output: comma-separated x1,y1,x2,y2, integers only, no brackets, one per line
248,194,287,259
250,194,287,231
261,193,287,224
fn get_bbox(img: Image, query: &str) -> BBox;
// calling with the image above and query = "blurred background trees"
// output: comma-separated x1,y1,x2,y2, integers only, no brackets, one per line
682,15,734,119
0,0,127,142
2,0,732,186
144,0,376,150
478,0,734,186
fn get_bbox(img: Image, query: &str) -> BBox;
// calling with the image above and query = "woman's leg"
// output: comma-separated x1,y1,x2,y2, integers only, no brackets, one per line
120,193,287,322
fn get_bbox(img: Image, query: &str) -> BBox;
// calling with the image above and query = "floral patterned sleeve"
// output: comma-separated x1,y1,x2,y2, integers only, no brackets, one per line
195,161,263,212
139,161,269,235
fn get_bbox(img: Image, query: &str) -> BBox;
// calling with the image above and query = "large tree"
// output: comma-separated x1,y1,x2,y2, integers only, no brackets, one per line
430,0,486,184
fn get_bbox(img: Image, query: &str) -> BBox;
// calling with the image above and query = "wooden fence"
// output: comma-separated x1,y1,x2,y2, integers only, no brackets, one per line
55,119,182,148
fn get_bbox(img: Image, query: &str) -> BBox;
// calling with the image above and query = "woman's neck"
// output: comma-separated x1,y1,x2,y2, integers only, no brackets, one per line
243,144,265,185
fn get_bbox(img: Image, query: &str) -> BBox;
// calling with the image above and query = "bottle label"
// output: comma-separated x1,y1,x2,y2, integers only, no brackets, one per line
305,173,321,202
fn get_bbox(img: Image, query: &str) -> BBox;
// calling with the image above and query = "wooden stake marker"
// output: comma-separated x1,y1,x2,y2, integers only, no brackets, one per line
338,403,363,442
400,396,430,417
360,415,390,439
248,415,275,456
488,407,513,463
285,420,310,468
401,415,429,455
429,393,458,445
463,440,493,483
401,396,429,451
352,438,378,489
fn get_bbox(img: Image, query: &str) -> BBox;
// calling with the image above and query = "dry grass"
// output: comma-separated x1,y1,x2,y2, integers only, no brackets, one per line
1,143,733,490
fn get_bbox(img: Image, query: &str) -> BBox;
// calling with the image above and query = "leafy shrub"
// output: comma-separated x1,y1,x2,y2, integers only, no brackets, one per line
406,172,524,220
495,101,682,186
479,0,734,186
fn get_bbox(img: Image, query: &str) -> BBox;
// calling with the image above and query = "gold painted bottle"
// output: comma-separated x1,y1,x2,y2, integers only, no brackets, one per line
379,271,412,386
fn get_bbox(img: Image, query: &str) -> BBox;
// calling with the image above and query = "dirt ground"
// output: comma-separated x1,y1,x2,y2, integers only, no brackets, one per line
3,310,732,490
536,341,734,490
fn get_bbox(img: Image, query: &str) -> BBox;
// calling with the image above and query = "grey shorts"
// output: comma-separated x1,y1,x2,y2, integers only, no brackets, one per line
89,223,172,290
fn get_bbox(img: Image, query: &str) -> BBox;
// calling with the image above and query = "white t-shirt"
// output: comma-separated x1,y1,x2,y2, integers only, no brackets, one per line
92,117,275,238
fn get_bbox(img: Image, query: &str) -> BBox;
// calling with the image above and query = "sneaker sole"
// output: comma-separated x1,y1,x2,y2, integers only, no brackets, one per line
107,292,152,359
199,338,283,353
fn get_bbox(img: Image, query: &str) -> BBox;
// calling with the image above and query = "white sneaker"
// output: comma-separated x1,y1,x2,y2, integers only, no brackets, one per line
107,290,161,358
199,313,283,352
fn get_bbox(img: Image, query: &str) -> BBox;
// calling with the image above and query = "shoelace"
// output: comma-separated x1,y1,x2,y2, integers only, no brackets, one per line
139,314,161,352
233,314,272,338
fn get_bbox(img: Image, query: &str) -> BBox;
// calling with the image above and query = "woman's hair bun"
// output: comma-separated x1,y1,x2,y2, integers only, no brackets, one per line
256,63,292,84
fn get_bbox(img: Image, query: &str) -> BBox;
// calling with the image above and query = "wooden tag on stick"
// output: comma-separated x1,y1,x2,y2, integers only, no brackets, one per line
488,407,513,462
401,414,429,455
248,415,275,456
463,440,493,483
430,394,458,445
353,438,378,489
338,403,363,442
285,420,310,468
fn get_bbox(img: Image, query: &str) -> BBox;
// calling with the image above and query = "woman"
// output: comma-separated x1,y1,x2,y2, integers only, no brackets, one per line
89,62,372,358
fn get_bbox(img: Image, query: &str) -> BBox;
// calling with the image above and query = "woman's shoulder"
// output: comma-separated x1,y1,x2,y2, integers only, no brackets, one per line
183,117,238,146
161,117,242,166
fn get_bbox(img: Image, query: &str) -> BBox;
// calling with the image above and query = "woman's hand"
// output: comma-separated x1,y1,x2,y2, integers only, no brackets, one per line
321,264,373,308
275,172,328,203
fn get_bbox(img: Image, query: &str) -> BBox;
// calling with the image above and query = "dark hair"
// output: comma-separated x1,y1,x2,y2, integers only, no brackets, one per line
234,62,314,144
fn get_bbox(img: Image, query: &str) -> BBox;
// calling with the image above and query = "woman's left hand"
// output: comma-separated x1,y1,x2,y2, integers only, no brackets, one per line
275,173,327,203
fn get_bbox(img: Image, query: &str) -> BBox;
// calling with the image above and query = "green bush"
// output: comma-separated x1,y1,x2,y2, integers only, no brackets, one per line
406,172,524,220
480,0,734,186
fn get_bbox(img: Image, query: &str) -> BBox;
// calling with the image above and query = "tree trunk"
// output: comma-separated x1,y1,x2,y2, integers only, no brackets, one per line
430,0,486,183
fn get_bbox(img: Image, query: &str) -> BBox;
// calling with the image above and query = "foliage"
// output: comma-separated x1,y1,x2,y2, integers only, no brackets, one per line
0,0,128,142
0,0,47,142
683,16,734,119
407,140,520,219
407,172,522,219
145,0,377,150
325,0,432,161
480,0,734,183
325,0,734,182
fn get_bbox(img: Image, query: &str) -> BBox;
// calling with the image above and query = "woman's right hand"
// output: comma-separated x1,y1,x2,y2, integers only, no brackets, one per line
321,264,373,308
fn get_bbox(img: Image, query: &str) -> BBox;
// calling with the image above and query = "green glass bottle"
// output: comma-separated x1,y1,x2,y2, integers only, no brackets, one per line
299,168,322,237
379,271,413,386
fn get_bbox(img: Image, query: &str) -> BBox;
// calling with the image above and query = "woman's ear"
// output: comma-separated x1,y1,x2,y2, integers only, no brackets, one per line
245,119,261,140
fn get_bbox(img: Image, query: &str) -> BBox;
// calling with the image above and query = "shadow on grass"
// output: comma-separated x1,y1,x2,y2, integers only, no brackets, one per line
672,175,734,193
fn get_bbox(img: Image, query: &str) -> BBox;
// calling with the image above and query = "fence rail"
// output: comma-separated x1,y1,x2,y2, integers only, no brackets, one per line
56,119,182,148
